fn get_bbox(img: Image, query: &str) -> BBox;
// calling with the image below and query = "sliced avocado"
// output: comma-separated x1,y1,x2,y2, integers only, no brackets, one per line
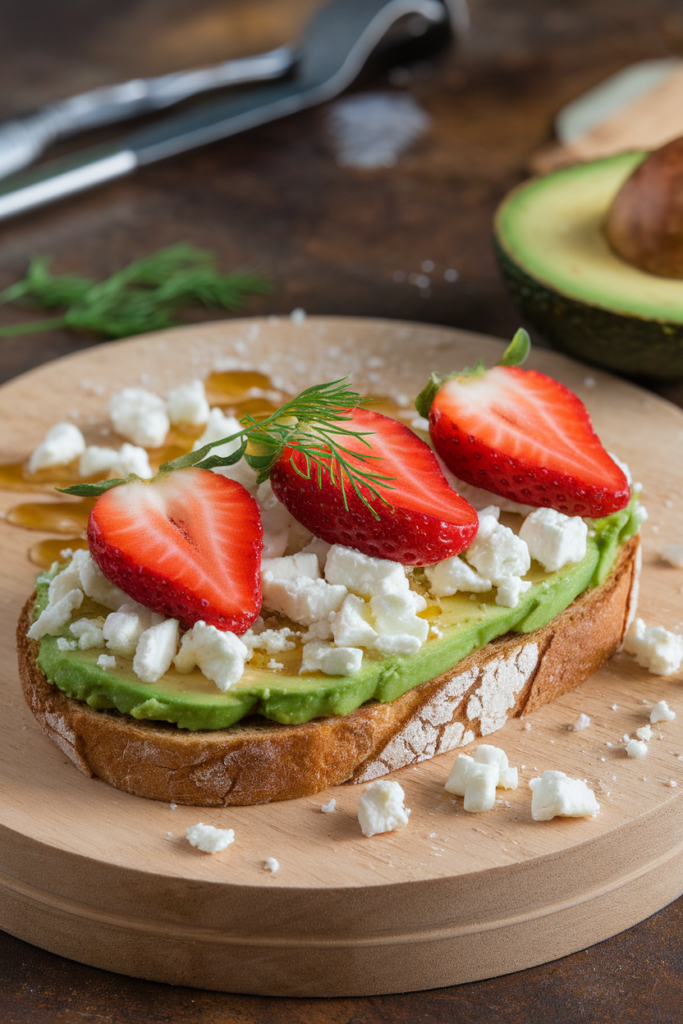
34,502,640,731
494,152,683,377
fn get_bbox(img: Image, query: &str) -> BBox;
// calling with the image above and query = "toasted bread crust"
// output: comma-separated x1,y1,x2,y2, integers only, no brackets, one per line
17,537,640,806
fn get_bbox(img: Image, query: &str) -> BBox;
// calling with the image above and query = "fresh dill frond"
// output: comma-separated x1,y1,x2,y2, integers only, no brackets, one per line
61,378,395,516
0,243,270,340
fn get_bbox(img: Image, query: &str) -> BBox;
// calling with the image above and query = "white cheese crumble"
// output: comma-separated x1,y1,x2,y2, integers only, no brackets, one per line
79,443,153,480
103,603,164,657
529,771,600,820
185,823,235,854
109,387,170,448
569,713,591,732
651,700,676,723
358,780,410,837
70,617,105,650
174,621,248,692
263,857,280,873
166,379,210,426
424,556,491,598
300,640,363,676
519,507,588,572
625,738,648,759
324,545,410,598
463,507,531,608
321,798,336,813
444,744,519,812
97,654,116,671
661,544,683,568
624,618,683,676
28,588,84,641
261,552,320,582
133,618,179,684
636,724,653,741
28,422,86,473
261,575,347,627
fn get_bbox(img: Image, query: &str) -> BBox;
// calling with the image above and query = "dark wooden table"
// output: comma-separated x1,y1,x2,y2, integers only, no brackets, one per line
2,0,683,1020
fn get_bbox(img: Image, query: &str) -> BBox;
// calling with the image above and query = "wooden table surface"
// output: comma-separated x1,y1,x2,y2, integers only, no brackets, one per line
1,0,683,1019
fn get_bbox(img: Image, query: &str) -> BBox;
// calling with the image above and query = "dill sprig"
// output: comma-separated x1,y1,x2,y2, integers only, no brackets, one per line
0,243,270,340
60,379,396,516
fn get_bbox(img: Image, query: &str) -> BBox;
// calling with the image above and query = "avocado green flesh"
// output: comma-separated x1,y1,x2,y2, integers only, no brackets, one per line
494,152,683,377
35,503,640,731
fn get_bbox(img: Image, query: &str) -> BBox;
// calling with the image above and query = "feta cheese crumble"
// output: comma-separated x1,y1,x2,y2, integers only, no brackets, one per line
174,621,249,691
636,725,653,741
97,654,116,671
300,640,363,676
661,544,683,568
321,798,336,813
651,700,676,724
166,379,210,426
444,744,518,812
109,387,170,448
103,603,164,657
358,780,410,837
185,823,235,854
519,507,588,572
569,713,591,732
529,771,600,820
625,738,648,759
625,618,683,676
70,617,105,650
324,545,410,598
28,422,86,473
263,857,280,873
424,556,491,598
133,618,179,684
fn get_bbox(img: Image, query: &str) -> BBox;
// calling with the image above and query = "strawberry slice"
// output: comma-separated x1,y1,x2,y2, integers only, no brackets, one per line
423,364,630,518
268,407,478,564
87,468,262,632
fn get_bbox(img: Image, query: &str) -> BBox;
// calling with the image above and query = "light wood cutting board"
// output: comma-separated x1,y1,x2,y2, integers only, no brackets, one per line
1,317,682,997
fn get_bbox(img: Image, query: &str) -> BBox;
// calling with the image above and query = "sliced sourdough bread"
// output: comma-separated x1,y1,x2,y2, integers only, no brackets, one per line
17,536,640,807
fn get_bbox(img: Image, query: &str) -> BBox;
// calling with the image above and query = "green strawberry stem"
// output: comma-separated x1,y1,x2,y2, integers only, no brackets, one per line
414,327,531,418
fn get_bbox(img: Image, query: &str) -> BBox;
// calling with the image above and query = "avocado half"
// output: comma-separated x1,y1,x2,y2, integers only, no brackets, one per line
494,151,683,377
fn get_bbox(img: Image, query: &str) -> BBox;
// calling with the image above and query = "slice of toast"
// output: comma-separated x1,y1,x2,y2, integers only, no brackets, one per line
16,536,640,807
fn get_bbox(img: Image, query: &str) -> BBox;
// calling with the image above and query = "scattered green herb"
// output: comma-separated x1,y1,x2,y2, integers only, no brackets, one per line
0,243,270,340
60,378,395,517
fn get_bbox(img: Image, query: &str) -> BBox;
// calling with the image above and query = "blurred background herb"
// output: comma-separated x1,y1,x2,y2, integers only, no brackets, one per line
0,243,270,339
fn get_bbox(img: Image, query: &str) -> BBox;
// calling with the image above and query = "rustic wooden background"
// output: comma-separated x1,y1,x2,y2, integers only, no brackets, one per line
1,0,683,1020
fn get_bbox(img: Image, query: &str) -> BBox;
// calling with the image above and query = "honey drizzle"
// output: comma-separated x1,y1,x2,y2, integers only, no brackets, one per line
0,371,413,561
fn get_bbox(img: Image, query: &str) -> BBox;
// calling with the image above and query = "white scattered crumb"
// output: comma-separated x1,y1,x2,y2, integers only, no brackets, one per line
626,739,648,759
321,798,336,813
267,659,284,671
601,757,606,762
636,725,653,741
651,700,676,724
290,308,307,324
169,803,177,810
429,832,437,838
570,713,591,732
185,823,235,854
328,91,430,169
523,722,532,731
263,857,280,873
611,704,618,711
668,780,678,788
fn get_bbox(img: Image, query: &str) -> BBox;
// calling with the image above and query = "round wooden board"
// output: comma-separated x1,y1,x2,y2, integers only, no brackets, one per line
1,317,683,998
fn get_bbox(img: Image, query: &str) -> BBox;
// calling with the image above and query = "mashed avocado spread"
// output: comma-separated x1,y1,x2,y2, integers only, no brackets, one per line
33,501,640,731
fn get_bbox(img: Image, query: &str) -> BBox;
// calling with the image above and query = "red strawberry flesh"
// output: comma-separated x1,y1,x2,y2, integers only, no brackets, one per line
429,365,630,517
269,407,478,564
87,468,262,632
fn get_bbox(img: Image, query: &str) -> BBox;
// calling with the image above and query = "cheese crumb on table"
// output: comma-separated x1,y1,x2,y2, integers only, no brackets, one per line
166,379,210,426
569,713,591,732
529,771,600,820
636,725,653,741
185,823,235,854
358,780,410,837
625,618,683,676
444,745,518,812
651,700,676,724
321,798,336,813
625,738,648,759
109,387,170,448
263,857,280,873
28,422,86,473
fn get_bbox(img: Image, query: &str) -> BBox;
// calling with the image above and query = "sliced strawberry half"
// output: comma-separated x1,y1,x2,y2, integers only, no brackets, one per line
268,407,478,564
87,468,262,632
426,365,630,517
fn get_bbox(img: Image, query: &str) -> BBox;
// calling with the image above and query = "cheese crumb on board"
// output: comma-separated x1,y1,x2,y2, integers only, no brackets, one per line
661,544,683,568
321,798,336,813
529,771,600,821
109,387,170,448
263,857,280,873
625,618,683,676
625,738,648,759
186,823,235,854
358,780,410,837
569,713,591,732
28,422,86,473
444,745,518,812
651,700,676,724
